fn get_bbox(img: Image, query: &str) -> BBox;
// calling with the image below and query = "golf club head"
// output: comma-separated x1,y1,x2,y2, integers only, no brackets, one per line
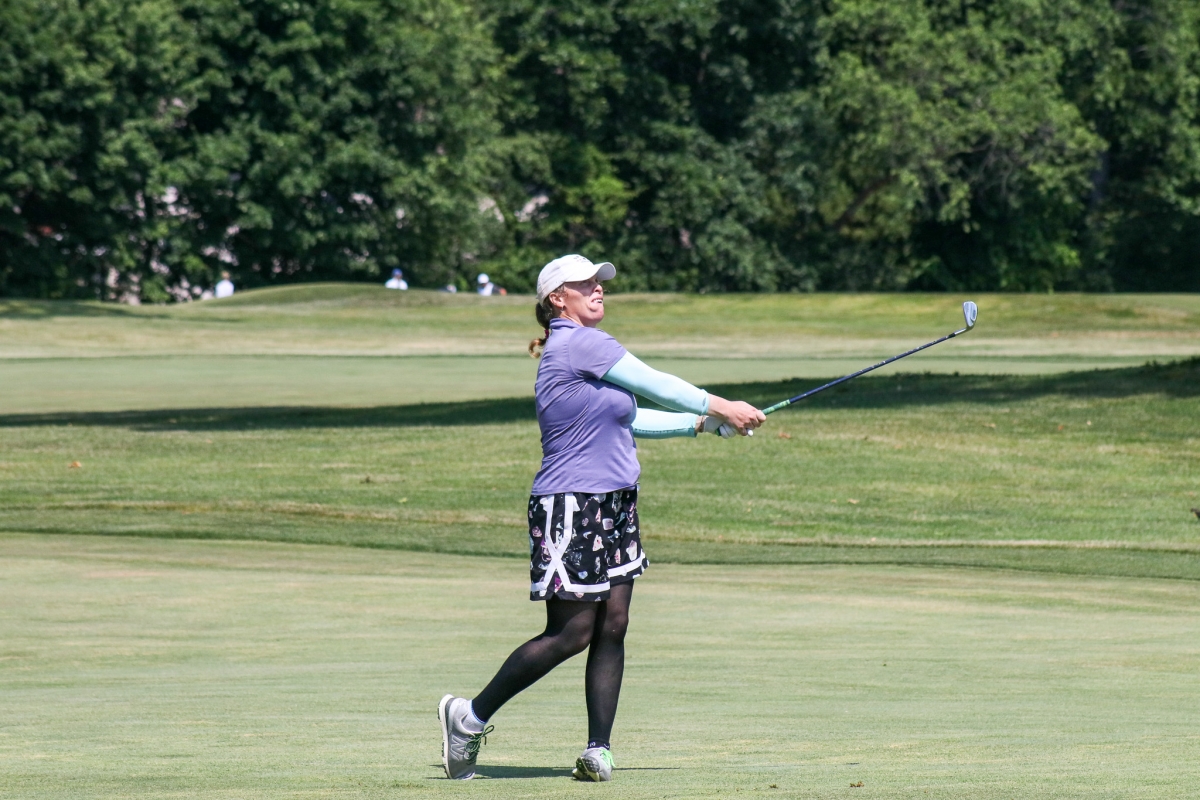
962,301,978,330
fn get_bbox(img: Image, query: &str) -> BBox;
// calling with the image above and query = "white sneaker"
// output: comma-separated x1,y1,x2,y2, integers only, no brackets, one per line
437,695,492,780
572,746,614,781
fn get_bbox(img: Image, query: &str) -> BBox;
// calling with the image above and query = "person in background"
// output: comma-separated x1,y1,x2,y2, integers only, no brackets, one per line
476,273,495,296
215,272,235,298
385,268,408,290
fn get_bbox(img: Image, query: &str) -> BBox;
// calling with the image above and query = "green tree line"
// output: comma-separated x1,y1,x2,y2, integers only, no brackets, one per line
2,0,1198,300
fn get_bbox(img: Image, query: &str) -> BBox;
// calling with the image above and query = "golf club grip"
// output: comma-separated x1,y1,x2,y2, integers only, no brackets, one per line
762,328,966,415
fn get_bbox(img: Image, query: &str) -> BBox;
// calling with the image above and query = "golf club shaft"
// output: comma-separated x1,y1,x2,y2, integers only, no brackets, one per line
761,326,970,415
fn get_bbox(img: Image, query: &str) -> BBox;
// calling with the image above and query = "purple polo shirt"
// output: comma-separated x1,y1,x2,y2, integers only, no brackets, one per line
530,318,639,495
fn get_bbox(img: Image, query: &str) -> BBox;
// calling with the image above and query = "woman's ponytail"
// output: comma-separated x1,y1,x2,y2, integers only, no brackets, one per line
528,293,560,358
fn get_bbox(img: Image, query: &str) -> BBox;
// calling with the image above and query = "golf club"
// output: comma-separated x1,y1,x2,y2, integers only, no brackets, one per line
761,301,978,416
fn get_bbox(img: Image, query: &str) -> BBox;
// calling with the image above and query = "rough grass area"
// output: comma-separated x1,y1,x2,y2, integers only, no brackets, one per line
2,360,1197,579
3,534,1198,800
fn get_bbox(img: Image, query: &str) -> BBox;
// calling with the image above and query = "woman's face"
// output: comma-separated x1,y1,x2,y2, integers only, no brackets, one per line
551,277,605,327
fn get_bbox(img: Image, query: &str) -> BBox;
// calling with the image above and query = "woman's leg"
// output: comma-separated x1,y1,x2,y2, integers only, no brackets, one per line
471,598,597,722
584,582,632,746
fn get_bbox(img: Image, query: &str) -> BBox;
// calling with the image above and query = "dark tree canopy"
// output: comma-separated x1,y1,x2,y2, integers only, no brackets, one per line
2,0,1198,299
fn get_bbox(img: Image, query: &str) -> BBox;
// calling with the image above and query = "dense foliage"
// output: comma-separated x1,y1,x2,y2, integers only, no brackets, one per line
2,0,1198,299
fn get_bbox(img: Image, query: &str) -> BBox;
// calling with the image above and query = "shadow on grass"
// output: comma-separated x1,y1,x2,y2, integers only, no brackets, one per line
439,765,679,779
714,356,1200,409
0,284,519,317
0,298,170,320
471,766,575,779
0,359,1196,431
0,396,539,430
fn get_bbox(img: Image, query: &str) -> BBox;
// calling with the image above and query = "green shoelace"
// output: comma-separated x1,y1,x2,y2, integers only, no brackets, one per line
464,725,495,758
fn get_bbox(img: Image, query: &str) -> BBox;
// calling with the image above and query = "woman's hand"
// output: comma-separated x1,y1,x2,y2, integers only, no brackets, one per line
706,395,765,436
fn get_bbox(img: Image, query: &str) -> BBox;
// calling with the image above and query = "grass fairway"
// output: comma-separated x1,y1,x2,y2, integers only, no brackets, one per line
3,534,1199,799
2,361,1197,579
3,287,1199,796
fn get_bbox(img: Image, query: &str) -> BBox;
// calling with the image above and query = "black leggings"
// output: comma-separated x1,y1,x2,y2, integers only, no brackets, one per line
471,582,632,745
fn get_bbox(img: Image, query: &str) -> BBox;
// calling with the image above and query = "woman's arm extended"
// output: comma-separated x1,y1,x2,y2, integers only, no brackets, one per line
602,353,709,414
631,408,699,439
604,352,766,435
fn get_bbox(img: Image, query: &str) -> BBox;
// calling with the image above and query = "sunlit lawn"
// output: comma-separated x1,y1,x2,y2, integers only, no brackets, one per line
3,534,1198,799
2,286,1199,797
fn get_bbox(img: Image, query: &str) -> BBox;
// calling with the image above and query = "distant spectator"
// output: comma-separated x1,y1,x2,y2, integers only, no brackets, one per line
385,268,408,290
477,273,496,296
215,272,235,298
439,284,458,293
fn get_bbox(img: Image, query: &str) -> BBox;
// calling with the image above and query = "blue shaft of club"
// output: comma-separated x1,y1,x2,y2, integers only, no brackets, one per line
762,327,968,415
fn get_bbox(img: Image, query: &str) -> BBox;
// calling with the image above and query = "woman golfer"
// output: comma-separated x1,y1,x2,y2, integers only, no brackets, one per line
438,254,764,781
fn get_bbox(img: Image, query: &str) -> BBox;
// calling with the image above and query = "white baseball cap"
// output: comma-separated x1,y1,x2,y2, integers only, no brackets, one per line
477,273,489,284
536,254,616,301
